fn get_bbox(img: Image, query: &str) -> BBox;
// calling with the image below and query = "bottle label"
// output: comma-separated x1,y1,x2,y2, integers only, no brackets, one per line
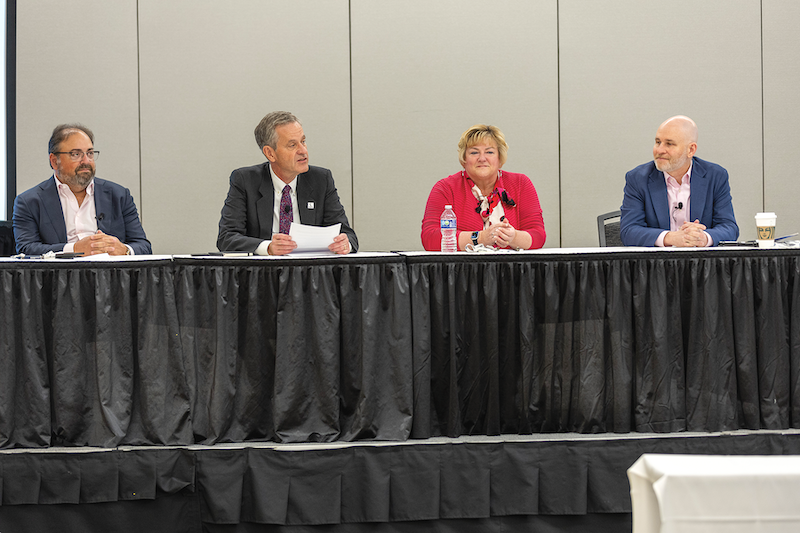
440,220,456,229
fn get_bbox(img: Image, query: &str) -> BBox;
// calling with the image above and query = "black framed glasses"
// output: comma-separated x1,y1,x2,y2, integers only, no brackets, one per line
52,150,100,161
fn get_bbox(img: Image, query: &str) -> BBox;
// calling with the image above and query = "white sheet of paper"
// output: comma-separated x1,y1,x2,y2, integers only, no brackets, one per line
289,222,341,254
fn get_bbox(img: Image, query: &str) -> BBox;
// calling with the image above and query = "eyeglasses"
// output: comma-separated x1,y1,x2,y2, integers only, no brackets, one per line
52,150,100,161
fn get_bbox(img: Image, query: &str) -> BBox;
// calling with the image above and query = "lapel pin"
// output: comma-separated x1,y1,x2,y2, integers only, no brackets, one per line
307,202,315,210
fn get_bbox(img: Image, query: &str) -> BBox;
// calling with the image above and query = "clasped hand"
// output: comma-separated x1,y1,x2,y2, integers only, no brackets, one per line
484,220,517,249
74,230,128,255
666,220,709,247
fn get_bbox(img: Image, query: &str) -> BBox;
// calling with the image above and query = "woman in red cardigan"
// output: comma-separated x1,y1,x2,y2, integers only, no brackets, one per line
421,124,546,251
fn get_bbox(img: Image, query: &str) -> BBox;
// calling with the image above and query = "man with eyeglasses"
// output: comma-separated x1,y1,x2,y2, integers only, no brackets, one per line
13,123,151,256
619,115,739,247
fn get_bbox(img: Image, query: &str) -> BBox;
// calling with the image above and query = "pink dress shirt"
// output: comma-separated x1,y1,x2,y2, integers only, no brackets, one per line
655,163,712,247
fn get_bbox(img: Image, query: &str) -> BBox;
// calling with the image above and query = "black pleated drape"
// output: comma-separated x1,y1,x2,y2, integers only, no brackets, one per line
408,249,800,438
2,250,800,448
0,259,191,448
0,255,412,448
173,256,413,444
4,433,800,531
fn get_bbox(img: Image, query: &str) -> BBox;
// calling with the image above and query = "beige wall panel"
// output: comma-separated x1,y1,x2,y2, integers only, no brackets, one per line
351,0,559,252
763,1,800,241
559,1,763,246
15,2,141,209
138,0,351,254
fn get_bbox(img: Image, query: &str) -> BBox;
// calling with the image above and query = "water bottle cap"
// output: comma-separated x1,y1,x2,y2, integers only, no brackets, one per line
444,205,452,209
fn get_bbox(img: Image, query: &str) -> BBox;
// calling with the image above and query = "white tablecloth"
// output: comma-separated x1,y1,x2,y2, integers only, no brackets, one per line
628,454,800,533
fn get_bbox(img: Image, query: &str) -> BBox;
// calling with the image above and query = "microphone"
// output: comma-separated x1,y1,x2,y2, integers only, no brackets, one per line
96,213,105,221
283,205,291,214
676,202,683,210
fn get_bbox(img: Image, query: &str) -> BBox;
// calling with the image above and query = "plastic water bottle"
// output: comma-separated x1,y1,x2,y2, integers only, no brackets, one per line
440,205,457,252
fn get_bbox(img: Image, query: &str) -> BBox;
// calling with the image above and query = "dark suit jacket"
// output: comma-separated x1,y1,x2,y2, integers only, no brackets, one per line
12,176,152,255
620,157,739,247
216,162,358,253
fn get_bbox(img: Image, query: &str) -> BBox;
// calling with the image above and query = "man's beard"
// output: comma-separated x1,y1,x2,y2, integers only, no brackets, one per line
67,165,95,189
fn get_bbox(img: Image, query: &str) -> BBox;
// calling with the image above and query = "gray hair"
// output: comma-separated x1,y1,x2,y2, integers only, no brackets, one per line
254,111,301,151
48,123,94,154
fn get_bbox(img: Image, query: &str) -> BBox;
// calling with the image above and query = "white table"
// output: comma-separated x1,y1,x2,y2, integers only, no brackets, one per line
628,454,800,532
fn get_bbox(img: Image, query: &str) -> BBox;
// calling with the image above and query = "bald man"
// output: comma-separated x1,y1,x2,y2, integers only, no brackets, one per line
619,115,739,247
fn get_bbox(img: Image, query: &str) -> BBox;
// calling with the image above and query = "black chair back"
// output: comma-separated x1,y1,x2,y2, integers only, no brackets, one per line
597,211,622,247
0,222,15,256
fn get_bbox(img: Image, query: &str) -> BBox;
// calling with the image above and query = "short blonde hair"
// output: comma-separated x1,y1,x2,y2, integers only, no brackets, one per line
457,124,508,166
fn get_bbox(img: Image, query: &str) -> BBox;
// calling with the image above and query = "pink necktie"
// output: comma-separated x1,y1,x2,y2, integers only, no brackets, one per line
279,185,292,234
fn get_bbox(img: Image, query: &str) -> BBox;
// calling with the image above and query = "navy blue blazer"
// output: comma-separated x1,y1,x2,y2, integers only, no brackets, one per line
619,157,739,247
12,176,152,255
216,162,358,253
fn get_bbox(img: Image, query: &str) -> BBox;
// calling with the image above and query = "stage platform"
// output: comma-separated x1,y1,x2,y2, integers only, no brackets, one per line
2,429,800,533
4,251,800,531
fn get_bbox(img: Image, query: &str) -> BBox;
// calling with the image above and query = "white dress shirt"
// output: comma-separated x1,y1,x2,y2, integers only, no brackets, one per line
56,178,97,253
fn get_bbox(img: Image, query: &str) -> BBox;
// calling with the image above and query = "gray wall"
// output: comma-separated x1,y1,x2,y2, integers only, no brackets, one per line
15,1,800,253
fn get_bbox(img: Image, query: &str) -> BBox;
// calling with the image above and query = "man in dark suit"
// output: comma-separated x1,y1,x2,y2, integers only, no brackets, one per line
13,124,151,256
217,111,357,255
620,115,738,247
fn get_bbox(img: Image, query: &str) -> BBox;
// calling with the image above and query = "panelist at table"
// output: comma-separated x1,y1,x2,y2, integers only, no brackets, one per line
421,124,546,251
13,123,151,256
620,115,739,247
217,111,357,255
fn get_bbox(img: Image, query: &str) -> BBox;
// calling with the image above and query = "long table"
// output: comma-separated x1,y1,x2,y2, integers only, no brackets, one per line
1,248,799,448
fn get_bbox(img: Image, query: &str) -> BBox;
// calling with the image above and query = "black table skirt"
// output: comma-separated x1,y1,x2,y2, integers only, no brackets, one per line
0,256,413,448
407,249,800,438
1,250,799,448
173,257,413,444
0,259,188,447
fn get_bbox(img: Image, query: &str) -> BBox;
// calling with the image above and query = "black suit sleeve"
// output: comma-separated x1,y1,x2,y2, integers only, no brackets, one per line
217,169,266,252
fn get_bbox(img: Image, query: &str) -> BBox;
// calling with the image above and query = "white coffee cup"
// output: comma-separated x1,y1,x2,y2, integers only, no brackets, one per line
755,212,777,248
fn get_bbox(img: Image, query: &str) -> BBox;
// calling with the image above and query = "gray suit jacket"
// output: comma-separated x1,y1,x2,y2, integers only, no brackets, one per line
216,162,358,253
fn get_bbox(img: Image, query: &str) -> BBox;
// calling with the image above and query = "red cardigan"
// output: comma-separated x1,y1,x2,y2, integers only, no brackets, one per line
421,171,546,251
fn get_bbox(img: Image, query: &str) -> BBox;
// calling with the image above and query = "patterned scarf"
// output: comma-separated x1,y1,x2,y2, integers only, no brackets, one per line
468,171,516,229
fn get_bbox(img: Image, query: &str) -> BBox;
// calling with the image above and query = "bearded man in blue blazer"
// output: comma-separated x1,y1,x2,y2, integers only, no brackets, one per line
620,115,739,247
217,111,357,255
13,124,151,256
